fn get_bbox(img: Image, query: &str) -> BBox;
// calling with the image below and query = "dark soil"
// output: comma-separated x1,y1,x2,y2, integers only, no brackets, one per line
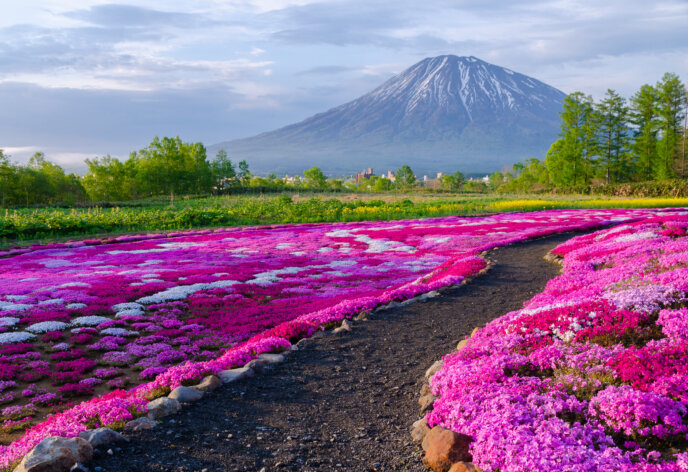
86,233,573,472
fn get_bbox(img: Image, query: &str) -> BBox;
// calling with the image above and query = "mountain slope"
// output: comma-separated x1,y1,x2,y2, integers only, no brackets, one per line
211,55,566,175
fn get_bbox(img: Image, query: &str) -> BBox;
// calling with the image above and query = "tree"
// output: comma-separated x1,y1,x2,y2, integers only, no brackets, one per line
303,166,328,189
373,177,393,191
237,160,251,186
489,171,505,190
545,92,597,186
211,149,236,192
655,73,686,179
83,155,134,201
440,171,465,191
630,84,660,179
596,89,630,184
0,150,14,208
394,165,416,190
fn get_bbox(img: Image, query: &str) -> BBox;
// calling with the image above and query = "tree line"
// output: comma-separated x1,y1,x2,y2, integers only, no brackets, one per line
492,72,687,192
0,137,478,207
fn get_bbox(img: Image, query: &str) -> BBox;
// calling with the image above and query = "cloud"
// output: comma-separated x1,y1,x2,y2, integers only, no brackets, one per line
63,4,211,28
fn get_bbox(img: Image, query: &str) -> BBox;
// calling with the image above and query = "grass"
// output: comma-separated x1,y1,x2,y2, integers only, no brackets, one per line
2,192,688,248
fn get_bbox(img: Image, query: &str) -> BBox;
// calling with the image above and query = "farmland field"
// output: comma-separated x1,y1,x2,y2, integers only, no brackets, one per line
1,206,688,470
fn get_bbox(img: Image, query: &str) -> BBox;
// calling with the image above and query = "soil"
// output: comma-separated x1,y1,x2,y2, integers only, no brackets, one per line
86,232,574,472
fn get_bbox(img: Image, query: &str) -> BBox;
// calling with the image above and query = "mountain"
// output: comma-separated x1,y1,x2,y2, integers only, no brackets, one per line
210,55,566,176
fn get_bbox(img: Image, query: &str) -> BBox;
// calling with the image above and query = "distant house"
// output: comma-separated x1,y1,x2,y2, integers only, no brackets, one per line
386,170,395,182
355,167,374,184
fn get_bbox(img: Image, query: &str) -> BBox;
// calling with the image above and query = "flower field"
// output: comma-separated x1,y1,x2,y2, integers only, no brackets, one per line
0,208,680,468
428,214,688,471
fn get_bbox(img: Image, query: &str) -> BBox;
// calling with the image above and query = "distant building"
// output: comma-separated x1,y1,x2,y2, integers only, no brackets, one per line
355,167,374,184
436,172,444,180
386,170,395,182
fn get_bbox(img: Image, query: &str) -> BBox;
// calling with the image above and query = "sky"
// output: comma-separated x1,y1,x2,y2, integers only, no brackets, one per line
1,0,687,171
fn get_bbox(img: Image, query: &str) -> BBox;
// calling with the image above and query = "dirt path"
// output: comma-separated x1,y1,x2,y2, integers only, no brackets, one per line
87,233,573,472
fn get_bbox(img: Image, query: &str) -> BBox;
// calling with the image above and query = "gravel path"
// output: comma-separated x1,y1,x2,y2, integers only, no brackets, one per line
87,232,573,472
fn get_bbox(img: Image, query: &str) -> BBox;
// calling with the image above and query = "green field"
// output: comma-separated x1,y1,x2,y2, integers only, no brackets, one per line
3,192,688,248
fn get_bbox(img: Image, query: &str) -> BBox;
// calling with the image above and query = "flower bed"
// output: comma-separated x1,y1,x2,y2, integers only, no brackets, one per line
0,208,677,467
428,214,688,471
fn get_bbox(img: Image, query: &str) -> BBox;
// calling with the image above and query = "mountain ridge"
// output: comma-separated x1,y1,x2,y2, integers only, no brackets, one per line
210,55,566,175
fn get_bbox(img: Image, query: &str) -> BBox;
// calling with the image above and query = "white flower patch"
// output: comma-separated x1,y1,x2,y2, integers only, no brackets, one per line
100,328,137,336
112,302,144,312
39,259,74,268
66,303,88,309
107,248,176,255
138,259,164,267
5,295,28,301
71,316,110,327
0,301,32,312
114,308,145,318
136,280,240,304
158,242,203,249
213,273,229,277
38,298,63,305
427,237,451,243
317,247,333,253
0,332,35,344
141,274,160,279
19,278,39,282
26,321,69,333
93,265,117,269
44,282,90,291
290,251,306,256
615,231,660,243
275,243,292,249
52,342,71,351
0,317,20,327
595,224,631,240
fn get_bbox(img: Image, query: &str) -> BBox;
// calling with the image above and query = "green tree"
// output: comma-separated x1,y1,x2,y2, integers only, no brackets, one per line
211,149,236,192
655,73,686,179
0,150,14,207
394,165,416,190
373,177,393,191
596,89,630,184
630,84,660,179
83,155,134,201
439,171,465,191
303,166,328,189
545,92,597,186
237,160,251,186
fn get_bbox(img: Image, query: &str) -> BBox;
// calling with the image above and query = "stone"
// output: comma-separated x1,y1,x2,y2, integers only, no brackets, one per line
420,383,432,396
258,353,285,364
470,328,480,338
456,339,469,351
77,428,123,447
168,386,204,403
422,426,473,472
15,436,93,472
192,375,222,393
123,417,157,432
425,360,444,380
418,393,437,414
449,462,482,472
146,397,181,420
218,367,254,384
333,319,352,333
245,358,270,373
410,416,431,442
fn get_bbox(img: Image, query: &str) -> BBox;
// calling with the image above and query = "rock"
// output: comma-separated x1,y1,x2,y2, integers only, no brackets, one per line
14,436,93,472
420,383,432,396
123,417,157,432
449,462,482,472
425,360,444,380
419,393,437,414
470,327,480,338
70,463,90,472
146,397,181,420
410,417,431,442
218,367,254,384
355,311,368,321
456,339,469,351
168,386,204,403
258,353,285,364
333,319,352,333
77,428,123,447
422,426,473,472
245,358,270,373
192,375,222,393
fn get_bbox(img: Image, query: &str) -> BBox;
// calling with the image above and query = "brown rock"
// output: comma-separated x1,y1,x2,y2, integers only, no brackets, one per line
449,462,482,472
410,416,431,442
456,339,469,351
422,426,473,472
424,360,443,380
420,383,432,396
418,393,437,414
14,436,93,472
124,417,157,432
192,375,222,393
470,327,480,338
